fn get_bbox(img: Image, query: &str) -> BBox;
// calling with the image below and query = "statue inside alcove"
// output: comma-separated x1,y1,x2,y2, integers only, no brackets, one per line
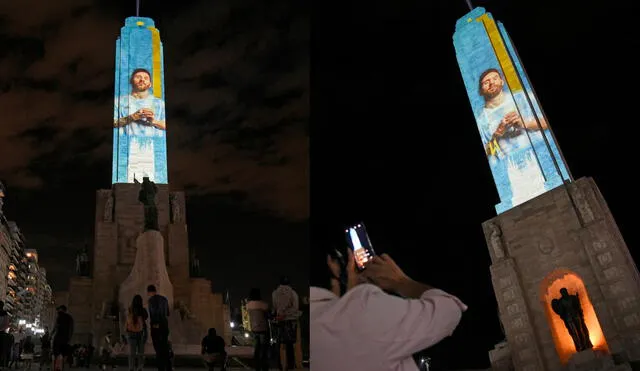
551,287,593,352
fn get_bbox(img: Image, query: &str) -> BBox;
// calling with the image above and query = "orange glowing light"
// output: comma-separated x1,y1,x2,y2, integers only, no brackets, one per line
541,270,608,364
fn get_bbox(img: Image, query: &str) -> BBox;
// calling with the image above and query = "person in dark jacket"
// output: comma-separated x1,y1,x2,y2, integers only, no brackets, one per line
147,285,170,371
0,301,10,368
52,306,74,371
39,327,51,371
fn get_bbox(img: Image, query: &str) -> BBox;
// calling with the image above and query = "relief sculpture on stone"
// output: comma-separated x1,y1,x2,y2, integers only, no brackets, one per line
170,194,182,223
571,187,594,224
75,246,90,276
104,194,114,222
487,222,506,260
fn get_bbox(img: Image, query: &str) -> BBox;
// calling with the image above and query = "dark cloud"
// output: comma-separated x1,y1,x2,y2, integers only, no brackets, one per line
0,0,309,292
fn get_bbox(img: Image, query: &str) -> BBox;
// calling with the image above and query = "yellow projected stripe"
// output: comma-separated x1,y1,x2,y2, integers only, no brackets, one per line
477,14,522,92
488,138,502,156
148,26,163,99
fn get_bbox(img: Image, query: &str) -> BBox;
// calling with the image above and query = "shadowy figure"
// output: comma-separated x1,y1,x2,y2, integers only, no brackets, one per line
76,246,90,277
201,328,227,371
138,177,159,231
551,288,593,351
191,252,201,277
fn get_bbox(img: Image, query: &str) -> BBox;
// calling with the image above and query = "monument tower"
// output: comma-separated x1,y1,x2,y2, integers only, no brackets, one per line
59,14,230,353
454,7,640,371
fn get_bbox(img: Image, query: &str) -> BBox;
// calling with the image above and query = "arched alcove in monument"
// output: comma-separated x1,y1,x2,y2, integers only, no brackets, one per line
539,269,609,364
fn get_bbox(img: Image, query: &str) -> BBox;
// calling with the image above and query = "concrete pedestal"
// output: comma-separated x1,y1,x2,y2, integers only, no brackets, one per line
119,230,174,310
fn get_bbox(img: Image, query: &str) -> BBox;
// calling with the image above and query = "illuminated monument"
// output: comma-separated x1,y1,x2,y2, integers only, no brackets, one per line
454,7,640,371
57,16,230,354
112,18,168,185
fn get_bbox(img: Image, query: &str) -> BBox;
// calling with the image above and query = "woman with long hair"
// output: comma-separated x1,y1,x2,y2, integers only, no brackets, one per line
125,295,148,371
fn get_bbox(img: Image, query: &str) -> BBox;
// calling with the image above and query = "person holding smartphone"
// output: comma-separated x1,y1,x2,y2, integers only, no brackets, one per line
310,246,467,371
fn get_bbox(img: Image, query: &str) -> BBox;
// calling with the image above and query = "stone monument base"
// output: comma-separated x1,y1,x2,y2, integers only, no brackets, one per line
119,230,174,310
489,341,512,371
566,349,631,371
485,178,640,371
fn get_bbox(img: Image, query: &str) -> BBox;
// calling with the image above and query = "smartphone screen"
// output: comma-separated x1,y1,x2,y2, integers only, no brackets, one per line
345,223,375,270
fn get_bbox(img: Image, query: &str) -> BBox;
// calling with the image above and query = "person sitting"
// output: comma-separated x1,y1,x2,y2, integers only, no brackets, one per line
311,247,467,371
201,328,227,371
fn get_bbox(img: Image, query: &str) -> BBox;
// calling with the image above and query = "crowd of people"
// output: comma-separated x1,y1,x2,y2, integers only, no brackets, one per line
0,285,170,371
0,301,74,371
0,276,304,371
244,276,301,371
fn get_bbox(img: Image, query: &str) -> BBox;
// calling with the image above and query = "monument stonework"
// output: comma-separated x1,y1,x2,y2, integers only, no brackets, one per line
55,15,231,353
453,7,640,371
486,178,640,370
57,183,231,353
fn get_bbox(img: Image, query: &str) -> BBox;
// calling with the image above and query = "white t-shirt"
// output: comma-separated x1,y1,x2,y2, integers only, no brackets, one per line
310,284,467,371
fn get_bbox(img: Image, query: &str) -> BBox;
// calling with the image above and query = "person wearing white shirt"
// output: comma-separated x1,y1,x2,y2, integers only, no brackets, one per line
311,248,467,371
272,277,300,371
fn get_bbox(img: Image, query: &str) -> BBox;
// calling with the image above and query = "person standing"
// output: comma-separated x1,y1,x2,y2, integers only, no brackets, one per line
246,289,269,371
113,68,167,183
0,302,10,369
10,328,25,369
51,306,74,371
39,328,51,371
6,332,14,370
126,295,148,371
85,344,94,369
271,277,299,371
146,285,170,371
21,336,34,371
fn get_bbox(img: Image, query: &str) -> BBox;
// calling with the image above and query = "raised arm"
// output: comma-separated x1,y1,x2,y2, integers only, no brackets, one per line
359,254,467,362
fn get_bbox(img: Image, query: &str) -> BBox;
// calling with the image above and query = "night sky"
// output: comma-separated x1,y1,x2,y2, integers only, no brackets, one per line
0,0,308,306
313,0,640,369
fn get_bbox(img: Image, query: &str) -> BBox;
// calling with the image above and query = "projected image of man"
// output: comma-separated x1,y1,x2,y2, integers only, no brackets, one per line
476,68,546,208
114,68,166,183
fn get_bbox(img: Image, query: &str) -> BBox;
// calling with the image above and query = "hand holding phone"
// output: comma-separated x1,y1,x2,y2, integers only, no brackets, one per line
345,223,376,271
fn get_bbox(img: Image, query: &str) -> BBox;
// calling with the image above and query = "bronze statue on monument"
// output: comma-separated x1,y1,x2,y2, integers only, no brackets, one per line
191,251,201,277
139,177,159,231
487,222,505,260
104,193,114,222
551,288,593,352
75,246,90,276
